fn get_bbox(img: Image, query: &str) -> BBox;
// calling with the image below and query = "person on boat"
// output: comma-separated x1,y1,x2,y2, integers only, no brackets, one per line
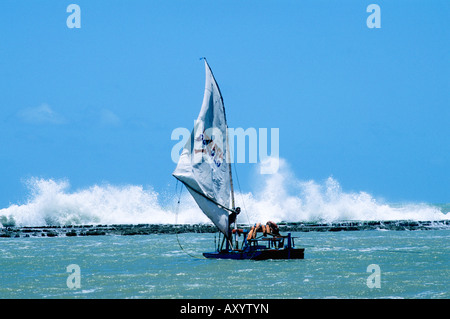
266,221,280,236
228,207,240,227
246,221,280,240
227,207,241,244
247,222,262,240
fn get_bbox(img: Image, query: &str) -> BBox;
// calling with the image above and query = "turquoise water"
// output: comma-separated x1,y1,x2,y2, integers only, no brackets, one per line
0,230,448,298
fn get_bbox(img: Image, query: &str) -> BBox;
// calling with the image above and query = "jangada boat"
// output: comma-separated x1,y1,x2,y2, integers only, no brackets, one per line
172,58,304,260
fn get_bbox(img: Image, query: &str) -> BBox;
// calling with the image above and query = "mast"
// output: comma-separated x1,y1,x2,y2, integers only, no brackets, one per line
225,121,235,211
226,120,236,250
227,138,235,209
221,78,236,249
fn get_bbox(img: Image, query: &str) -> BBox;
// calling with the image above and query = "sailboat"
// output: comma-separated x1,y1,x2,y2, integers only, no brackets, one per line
172,58,304,260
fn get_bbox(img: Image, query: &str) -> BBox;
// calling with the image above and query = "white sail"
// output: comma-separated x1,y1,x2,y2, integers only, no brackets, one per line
173,59,233,236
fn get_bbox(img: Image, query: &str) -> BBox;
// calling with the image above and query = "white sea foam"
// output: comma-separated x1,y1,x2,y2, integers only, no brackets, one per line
0,177,206,227
236,158,448,224
0,159,448,227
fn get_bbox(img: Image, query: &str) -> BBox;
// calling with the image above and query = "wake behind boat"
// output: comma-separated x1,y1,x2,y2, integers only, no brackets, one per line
172,58,304,260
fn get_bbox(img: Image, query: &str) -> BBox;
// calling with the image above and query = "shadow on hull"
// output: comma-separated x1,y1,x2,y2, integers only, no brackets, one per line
203,247,304,260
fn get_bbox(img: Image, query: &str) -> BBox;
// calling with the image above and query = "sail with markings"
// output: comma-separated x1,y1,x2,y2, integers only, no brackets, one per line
173,59,234,236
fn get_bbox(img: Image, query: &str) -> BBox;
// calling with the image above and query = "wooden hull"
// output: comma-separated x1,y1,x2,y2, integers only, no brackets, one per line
203,248,304,260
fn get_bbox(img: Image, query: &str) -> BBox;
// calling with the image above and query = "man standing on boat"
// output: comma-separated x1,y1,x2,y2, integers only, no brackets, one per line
227,207,241,249
228,207,240,227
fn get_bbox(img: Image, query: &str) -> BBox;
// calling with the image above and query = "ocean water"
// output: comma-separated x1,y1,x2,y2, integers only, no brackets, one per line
1,230,448,299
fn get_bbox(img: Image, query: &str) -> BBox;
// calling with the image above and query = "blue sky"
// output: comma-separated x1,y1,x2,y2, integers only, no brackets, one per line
0,0,448,208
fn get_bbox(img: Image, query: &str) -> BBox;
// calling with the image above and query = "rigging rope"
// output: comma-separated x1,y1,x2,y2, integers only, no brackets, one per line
233,162,252,226
174,180,206,259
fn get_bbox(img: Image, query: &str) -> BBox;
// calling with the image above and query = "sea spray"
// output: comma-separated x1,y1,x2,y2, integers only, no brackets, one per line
236,159,448,224
1,178,175,227
0,160,448,227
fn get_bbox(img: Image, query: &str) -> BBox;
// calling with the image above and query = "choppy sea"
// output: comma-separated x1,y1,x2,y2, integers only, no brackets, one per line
1,229,448,299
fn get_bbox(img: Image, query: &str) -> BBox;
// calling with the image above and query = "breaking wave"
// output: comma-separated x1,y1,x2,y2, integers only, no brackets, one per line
238,159,448,224
0,159,448,227
0,178,201,227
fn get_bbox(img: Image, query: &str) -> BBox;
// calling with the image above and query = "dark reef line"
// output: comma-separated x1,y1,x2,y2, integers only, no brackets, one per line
0,220,449,238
